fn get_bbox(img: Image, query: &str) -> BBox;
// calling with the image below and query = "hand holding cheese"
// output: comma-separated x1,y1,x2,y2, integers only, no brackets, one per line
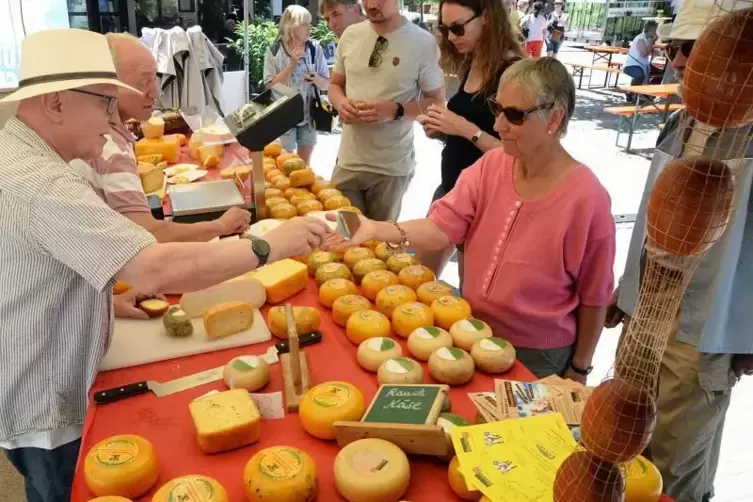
264,216,334,263
215,207,252,236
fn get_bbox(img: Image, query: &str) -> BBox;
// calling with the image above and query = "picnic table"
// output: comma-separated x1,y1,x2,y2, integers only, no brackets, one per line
584,44,628,66
608,83,680,152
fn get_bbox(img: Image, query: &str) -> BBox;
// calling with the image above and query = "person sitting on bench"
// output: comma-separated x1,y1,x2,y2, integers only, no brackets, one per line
623,20,664,102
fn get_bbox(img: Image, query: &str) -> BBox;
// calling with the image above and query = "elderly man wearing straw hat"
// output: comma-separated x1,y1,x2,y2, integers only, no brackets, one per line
605,1,753,500
0,29,332,501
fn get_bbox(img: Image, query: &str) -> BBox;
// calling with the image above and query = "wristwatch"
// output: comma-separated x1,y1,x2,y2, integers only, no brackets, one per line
471,129,483,144
248,236,270,267
570,361,593,376
394,102,405,121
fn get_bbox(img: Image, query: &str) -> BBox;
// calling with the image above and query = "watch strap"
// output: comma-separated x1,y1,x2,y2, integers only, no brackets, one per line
570,361,593,375
249,236,270,267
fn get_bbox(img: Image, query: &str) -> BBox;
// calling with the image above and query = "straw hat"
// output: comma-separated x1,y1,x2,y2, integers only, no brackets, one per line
658,0,749,40
0,28,141,103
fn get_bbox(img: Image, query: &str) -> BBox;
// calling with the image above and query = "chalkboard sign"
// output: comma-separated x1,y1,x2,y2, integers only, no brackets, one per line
363,384,448,425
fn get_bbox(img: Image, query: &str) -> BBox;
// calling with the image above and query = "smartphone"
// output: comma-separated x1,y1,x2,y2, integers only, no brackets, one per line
336,210,361,240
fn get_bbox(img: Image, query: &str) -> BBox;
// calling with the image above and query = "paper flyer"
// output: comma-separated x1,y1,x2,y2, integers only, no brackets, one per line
494,378,594,425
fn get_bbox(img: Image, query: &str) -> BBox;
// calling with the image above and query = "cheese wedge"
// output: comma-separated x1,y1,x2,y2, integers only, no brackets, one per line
180,278,266,318
137,162,163,193
202,301,255,340
189,389,261,453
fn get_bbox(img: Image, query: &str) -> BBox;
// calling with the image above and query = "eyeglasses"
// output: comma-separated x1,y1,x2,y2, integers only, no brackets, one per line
488,99,554,125
368,36,389,68
69,88,118,115
664,40,694,61
438,13,480,37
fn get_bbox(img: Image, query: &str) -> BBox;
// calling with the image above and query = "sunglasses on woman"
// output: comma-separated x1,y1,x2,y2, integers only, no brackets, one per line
438,13,481,37
488,99,554,125
664,41,694,61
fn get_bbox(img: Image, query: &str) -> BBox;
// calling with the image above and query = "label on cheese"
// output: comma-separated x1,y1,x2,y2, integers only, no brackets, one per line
164,477,222,501
398,304,422,315
319,263,343,274
367,337,396,352
385,357,414,374
437,347,464,361
312,382,352,408
457,318,485,331
232,356,260,371
425,283,451,293
329,279,351,291
415,327,441,339
257,447,303,479
383,285,405,296
438,296,460,306
350,449,390,475
341,295,370,306
479,338,508,351
91,438,140,466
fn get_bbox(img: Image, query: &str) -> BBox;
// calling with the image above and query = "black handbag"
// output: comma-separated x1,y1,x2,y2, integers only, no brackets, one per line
306,42,337,133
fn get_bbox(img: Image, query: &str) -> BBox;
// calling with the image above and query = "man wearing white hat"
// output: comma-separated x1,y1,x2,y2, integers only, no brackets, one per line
606,1,753,500
0,29,332,500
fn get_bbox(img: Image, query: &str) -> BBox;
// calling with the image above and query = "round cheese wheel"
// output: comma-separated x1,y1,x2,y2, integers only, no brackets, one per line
397,265,436,291
448,455,481,501
357,337,403,372
416,281,454,305
244,446,318,502
374,242,393,262
352,258,387,284
265,196,289,210
450,318,493,351
334,438,410,502
284,187,308,199
315,262,353,287
264,188,284,199
385,253,420,275
269,202,297,219
290,192,318,207
223,355,270,391
428,347,475,386
343,247,376,270
391,302,435,338
407,326,453,361
332,294,372,327
271,175,291,191
324,195,352,210
361,270,399,301
265,168,282,182
152,475,228,502
431,296,473,330
311,179,334,194
317,188,343,202
88,497,133,502
375,285,418,319
470,337,516,374
307,250,341,277
299,382,366,439
377,357,424,384
267,305,321,339
346,310,391,344
319,278,359,308
624,455,663,502
84,434,160,498
296,199,324,216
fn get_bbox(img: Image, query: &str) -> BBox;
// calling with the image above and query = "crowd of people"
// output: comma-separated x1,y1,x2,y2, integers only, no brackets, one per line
0,0,751,501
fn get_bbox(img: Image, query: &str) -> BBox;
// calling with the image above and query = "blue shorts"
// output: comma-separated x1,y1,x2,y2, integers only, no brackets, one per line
279,124,317,152
546,38,562,53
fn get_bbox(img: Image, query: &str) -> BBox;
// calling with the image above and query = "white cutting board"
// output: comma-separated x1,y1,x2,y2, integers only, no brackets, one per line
100,309,271,371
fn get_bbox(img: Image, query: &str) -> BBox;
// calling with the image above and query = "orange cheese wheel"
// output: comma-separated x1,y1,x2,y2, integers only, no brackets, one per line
332,294,372,327
343,247,376,270
269,203,297,220
265,196,288,209
311,179,334,195
417,281,455,305
317,188,342,202
264,188,284,199
315,262,353,287
84,434,160,498
448,456,481,501
391,302,435,338
352,258,387,284
376,284,418,319
323,195,351,210
307,250,341,277
244,446,318,501
361,270,400,301
346,309,391,344
290,192,317,206
265,168,282,182
319,278,358,308
398,265,436,291
284,187,308,199
271,175,291,191
374,242,393,261
386,253,420,274
296,199,324,215
431,296,472,330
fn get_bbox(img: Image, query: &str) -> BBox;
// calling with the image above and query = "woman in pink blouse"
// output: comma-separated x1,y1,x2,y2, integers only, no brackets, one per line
324,58,615,381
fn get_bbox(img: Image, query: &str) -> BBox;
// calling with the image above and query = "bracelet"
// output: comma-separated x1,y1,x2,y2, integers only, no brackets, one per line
385,220,410,254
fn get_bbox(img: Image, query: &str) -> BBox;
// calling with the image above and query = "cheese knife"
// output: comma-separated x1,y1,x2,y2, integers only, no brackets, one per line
94,331,322,404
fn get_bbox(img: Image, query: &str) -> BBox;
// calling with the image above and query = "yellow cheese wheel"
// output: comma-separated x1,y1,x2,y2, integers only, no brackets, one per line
470,337,516,374
357,337,403,372
361,270,399,301
267,305,321,339
346,310,391,344
416,281,455,305
307,250,341,277
385,253,420,275
269,203,298,220
332,294,372,327
397,265,436,291
449,318,493,351
407,326,453,361
272,175,292,191
624,455,663,502
290,192,318,207
244,446,318,502
265,168,283,182
352,258,387,284
374,242,393,262
323,195,351,210
375,285,418,319
265,188,284,199
431,296,472,330
343,247,376,270
317,188,343,202
266,196,289,209
141,117,165,139
299,381,366,439
311,179,334,194
377,357,424,384
391,302,435,338
448,456,481,501
428,347,475,386
319,278,359,308
334,438,410,502
151,475,228,502
84,434,160,498
315,262,353,287
223,355,270,391
284,187,309,199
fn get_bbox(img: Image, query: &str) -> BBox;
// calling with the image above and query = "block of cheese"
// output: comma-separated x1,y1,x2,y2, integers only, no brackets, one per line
334,438,410,502
248,258,308,304
152,475,229,502
134,134,181,163
199,143,224,167
223,355,270,391
244,446,318,502
84,434,160,498
180,277,266,318
299,381,365,439
188,133,204,160
189,388,261,453
137,162,163,193
141,116,165,139
202,301,255,340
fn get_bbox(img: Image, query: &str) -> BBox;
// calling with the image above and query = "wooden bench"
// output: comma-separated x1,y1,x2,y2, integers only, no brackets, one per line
605,103,684,152
564,63,625,89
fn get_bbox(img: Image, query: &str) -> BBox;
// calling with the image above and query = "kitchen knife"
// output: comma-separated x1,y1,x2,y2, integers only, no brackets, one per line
94,332,323,404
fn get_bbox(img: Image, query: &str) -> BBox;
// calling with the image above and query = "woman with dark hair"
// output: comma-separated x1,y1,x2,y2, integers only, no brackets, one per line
416,0,524,281
520,1,547,57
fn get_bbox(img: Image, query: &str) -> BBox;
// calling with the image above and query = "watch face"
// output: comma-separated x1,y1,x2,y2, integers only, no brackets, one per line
252,237,270,257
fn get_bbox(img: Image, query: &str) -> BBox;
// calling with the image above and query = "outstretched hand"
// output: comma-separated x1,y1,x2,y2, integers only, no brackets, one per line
319,212,375,252
114,289,167,320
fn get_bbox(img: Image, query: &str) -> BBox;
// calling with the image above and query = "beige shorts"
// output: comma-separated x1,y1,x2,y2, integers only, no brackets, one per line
331,167,413,222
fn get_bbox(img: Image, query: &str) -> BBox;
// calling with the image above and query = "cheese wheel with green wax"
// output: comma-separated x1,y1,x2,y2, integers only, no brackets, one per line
223,355,270,391
377,357,424,384
428,347,475,385
449,318,493,351
470,337,516,374
357,337,403,372
406,326,453,361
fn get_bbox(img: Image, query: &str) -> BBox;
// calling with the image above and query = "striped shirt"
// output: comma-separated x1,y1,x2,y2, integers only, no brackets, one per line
0,117,156,444
70,118,150,214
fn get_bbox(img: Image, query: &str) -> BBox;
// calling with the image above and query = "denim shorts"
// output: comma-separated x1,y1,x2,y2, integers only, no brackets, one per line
279,123,317,152
546,38,562,53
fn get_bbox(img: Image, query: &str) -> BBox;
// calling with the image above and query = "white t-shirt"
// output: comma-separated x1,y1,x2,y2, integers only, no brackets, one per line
333,19,443,177
522,13,548,42
625,32,651,69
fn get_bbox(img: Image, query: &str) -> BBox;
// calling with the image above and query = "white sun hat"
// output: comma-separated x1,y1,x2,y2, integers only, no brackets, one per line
0,28,141,103
658,0,750,40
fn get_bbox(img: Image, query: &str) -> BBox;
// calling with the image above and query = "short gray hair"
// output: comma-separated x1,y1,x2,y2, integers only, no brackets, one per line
499,57,576,137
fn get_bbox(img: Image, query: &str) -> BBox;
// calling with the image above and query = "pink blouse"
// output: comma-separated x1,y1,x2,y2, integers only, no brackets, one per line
428,149,616,350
